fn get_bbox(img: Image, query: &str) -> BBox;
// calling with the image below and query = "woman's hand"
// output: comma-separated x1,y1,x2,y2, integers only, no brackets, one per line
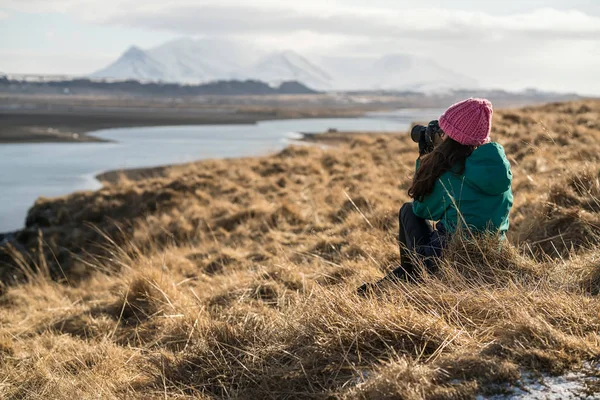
419,134,433,156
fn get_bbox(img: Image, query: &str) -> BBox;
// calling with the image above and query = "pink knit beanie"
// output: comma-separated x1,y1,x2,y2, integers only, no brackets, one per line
439,98,493,146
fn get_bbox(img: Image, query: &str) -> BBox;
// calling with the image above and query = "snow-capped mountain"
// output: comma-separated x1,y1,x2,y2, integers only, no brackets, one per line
148,38,261,82
93,46,166,81
316,54,478,92
91,38,478,91
93,38,261,83
245,51,333,90
369,54,478,91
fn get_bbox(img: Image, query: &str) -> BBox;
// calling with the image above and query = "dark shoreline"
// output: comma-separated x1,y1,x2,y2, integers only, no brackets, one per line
0,92,370,144
0,109,272,144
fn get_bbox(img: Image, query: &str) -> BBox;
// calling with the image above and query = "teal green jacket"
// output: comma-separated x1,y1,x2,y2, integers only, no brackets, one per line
412,142,513,236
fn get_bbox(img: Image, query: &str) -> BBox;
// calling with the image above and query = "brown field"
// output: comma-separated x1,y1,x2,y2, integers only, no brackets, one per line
1,100,600,398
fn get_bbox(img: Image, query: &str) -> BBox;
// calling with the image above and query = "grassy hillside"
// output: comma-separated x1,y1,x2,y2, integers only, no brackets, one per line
1,100,600,398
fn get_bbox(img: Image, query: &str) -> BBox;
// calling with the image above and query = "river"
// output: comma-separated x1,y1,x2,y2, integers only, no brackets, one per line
0,109,443,232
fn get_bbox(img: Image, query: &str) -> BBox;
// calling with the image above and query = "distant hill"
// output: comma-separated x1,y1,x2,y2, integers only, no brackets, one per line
0,77,319,96
91,37,479,92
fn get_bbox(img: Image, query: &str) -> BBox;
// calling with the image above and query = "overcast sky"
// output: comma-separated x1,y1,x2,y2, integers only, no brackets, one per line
1,0,599,94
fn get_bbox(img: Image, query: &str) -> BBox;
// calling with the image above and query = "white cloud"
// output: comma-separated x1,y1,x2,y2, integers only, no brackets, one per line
97,5,600,41
3,1,600,39
0,0,338,20
0,10,9,19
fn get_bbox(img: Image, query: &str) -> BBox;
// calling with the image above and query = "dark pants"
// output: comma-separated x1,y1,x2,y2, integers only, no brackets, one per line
357,202,448,294
390,202,446,281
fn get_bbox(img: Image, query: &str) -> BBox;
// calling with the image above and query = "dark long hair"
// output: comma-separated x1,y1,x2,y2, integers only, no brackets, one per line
408,137,476,201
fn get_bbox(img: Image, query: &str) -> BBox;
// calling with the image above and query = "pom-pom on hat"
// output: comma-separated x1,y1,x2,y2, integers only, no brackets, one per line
439,98,493,146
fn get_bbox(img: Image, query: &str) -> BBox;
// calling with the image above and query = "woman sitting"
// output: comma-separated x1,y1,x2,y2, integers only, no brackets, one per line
359,98,513,292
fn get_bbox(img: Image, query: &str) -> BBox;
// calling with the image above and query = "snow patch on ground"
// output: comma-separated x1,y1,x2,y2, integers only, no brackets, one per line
479,365,600,400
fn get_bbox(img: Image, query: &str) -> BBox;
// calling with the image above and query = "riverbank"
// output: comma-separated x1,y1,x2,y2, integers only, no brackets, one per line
0,109,256,143
0,93,370,143
94,131,363,184
1,100,600,398
0,110,370,144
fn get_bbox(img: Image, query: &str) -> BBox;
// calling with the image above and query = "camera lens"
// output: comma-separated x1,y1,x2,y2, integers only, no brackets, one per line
411,125,425,143
410,125,427,143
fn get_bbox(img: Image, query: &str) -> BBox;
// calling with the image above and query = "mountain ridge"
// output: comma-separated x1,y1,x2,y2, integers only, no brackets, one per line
92,37,479,92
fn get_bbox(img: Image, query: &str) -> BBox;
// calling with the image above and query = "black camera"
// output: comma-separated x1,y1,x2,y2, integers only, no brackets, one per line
411,120,444,155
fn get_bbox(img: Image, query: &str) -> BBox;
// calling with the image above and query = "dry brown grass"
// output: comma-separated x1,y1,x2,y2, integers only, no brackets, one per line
1,100,600,399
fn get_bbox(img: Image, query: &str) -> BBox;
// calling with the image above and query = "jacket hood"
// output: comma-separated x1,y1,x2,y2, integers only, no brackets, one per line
464,142,512,195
